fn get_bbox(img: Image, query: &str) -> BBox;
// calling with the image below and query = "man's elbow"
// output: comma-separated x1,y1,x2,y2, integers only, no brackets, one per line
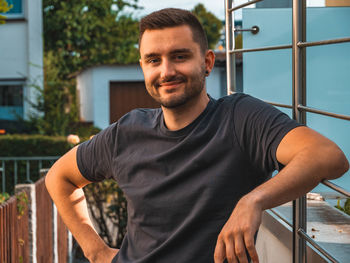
325,145,349,180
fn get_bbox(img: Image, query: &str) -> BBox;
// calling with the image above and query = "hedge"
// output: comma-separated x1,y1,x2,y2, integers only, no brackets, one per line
0,134,73,157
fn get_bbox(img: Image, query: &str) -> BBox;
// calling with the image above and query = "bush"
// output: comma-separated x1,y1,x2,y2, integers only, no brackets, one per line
335,198,350,216
0,134,72,156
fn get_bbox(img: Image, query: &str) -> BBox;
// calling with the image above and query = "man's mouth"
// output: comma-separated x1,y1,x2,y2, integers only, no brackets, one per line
159,80,183,89
155,76,186,89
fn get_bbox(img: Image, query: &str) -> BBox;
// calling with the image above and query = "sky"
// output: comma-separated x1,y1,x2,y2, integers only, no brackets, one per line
131,0,325,20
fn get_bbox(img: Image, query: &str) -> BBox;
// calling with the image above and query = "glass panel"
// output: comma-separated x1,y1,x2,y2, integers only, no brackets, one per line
3,0,22,14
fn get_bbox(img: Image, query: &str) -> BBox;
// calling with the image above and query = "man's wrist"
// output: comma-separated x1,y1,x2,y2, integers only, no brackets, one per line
241,191,265,211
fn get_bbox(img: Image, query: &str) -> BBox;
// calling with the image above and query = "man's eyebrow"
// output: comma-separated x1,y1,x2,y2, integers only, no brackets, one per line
143,49,193,60
143,53,160,60
169,48,192,54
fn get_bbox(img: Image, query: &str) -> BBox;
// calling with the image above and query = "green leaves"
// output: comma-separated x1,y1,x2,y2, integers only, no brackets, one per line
192,3,223,50
43,0,140,77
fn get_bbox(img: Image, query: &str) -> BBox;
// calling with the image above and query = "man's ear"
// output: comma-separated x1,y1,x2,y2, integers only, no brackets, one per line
139,58,143,69
205,50,215,75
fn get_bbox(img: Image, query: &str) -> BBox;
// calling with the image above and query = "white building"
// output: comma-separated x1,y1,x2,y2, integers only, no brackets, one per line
0,0,43,123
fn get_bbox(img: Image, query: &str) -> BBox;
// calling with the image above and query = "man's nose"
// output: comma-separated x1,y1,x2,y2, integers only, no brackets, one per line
160,59,176,80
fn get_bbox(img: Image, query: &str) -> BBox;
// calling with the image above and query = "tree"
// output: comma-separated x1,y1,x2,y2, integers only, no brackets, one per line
192,3,223,50
43,0,141,78
0,0,12,24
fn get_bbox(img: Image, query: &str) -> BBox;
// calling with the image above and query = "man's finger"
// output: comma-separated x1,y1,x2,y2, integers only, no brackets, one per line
214,239,226,263
234,235,249,263
224,237,238,263
244,233,259,263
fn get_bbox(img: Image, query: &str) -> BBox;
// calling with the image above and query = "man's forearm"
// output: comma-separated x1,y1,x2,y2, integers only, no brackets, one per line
45,169,110,260
247,144,349,210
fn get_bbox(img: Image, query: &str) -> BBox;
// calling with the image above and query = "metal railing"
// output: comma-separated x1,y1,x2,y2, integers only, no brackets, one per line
225,0,350,262
0,156,59,193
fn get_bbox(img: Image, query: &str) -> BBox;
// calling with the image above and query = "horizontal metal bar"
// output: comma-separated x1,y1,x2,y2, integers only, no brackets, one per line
263,100,293,109
235,25,259,34
0,156,60,161
229,0,263,12
298,228,339,263
229,44,292,54
269,208,292,228
298,37,350,48
322,180,350,198
297,105,350,121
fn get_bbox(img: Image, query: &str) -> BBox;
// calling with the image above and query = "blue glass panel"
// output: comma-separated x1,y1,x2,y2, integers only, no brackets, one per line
4,0,22,14
243,7,350,193
0,106,23,120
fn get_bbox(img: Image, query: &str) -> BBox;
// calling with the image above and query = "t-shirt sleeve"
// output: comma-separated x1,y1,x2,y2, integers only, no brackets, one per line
232,94,303,172
76,122,118,182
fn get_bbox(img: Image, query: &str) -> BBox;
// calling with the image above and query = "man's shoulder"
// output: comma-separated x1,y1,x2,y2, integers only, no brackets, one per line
118,107,162,128
215,92,251,108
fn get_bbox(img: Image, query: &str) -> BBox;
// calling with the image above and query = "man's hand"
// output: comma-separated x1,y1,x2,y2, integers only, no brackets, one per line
87,247,119,263
214,195,261,263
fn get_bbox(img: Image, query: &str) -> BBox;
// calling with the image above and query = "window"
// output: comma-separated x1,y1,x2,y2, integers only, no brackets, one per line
0,85,23,106
0,0,23,18
0,84,23,120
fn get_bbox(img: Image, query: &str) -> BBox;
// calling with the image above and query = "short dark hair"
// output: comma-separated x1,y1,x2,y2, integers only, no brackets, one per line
139,8,208,54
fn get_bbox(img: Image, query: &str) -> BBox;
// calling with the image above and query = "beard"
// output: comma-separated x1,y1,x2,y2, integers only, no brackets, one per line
146,67,206,109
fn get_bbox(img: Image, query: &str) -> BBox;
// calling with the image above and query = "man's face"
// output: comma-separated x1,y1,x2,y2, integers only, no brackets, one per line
139,25,208,108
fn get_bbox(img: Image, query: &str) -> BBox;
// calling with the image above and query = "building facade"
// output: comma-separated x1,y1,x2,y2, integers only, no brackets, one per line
0,0,43,125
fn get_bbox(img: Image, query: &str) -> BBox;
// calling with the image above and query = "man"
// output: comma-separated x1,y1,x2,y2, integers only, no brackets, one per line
45,8,349,263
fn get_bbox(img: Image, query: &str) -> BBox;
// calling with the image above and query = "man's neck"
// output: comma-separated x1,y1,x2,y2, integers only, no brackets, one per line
162,89,210,131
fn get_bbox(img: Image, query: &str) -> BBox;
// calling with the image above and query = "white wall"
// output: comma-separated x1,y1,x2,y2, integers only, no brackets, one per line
77,68,93,122
0,23,27,78
25,0,44,118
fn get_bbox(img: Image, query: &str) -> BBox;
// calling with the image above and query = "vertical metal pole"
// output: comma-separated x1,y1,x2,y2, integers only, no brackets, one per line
225,0,236,95
292,0,307,262
14,161,18,185
39,160,42,175
1,161,5,193
26,160,31,183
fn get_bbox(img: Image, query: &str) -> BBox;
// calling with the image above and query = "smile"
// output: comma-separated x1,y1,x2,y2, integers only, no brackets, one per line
159,81,184,89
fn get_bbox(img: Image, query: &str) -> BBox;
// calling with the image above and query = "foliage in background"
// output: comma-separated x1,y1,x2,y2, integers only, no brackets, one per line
25,52,79,136
0,0,12,24
0,134,72,156
192,3,223,50
84,180,127,248
43,0,140,78
0,192,10,204
16,191,28,217
335,198,350,216
235,33,243,50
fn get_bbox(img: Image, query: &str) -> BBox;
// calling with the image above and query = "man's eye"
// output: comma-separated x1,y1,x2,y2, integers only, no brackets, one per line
175,55,186,60
148,58,160,64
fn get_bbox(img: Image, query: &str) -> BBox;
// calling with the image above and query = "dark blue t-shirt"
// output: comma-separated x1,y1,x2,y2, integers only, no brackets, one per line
77,93,301,263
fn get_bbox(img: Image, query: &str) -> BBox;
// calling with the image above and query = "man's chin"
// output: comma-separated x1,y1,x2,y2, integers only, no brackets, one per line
159,94,189,109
